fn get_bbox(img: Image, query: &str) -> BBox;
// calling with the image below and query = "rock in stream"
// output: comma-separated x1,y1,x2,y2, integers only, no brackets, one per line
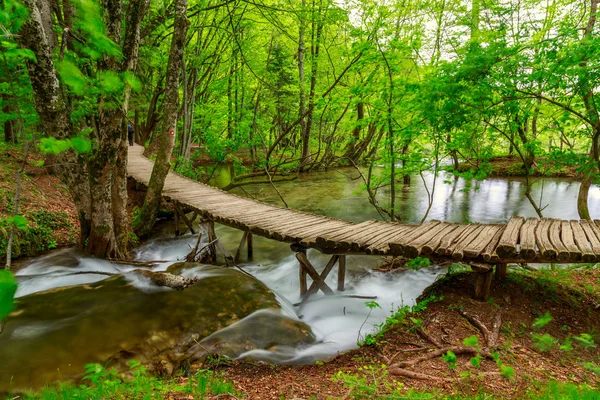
0,263,315,392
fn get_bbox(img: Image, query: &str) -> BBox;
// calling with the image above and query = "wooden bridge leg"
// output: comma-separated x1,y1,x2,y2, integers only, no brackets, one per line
495,263,507,280
471,263,493,301
296,251,336,301
174,205,180,237
337,255,346,291
247,233,253,260
206,221,217,263
234,231,248,262
298,250,308,296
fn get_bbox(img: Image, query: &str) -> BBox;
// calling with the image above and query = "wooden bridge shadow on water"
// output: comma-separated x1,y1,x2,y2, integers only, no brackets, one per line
127,144,600,301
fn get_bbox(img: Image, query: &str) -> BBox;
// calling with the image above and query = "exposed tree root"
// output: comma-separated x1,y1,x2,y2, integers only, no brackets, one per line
392,346,480,369
389,367,452,382
385,310,502,380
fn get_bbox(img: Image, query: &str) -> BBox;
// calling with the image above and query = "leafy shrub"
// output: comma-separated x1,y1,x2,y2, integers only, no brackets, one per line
532,333,558,353
0,210,72,258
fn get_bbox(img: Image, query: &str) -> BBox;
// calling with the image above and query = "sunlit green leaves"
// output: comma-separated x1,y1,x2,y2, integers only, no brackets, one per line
39,136,92,155
70,0,121,60
0,269,18,321
57,60,88,95
98,71,124,94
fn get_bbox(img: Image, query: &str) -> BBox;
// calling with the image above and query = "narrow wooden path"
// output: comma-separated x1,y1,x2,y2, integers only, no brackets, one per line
127,144,600,264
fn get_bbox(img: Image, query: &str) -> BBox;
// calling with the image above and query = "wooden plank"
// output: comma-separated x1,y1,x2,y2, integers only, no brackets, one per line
340,223,403,252
580,220,600,257
293,221,349,239
570,220,596,262
316,220,380,248
421,224,460,256
451,225,485,260
404,222,452,258
519,218,539,260
482,226,505,262
463,225,503,259
444,224,479,256
497,216,524,258
549,219,570,262
560,220,581,262
388,220,442,255
535,218,556,259
364,225,415,255
437,225,469,256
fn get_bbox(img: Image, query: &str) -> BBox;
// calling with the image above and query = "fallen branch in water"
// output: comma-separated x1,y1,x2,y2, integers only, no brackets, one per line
292,295,377,307
108,258,168,267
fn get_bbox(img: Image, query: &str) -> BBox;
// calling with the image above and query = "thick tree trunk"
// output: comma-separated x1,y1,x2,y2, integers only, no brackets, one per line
20,0,149,258
134,0,189,238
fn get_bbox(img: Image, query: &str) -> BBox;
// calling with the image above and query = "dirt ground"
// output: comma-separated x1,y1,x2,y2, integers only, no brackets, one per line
205,267,600,399
0,147,79,250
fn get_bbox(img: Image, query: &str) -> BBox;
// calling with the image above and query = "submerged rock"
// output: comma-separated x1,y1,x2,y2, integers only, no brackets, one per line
188,308,316,362
0,264,314,392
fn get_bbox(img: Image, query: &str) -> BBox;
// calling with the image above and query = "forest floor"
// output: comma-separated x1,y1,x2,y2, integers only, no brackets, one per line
195,265,600,399
456,155,579,178
0,144,79,259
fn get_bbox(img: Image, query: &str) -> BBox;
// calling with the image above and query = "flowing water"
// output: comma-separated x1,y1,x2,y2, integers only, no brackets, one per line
2,168,599,391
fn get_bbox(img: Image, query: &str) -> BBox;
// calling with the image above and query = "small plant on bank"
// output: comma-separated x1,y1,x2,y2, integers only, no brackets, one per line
573,333,596,349
441,350,457,369
532,312,553,330
405,256,431,270
21,361,237,399
532,333,559,353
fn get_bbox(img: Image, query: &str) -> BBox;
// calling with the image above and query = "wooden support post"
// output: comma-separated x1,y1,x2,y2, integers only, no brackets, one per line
206,220,217,263
298,250,307,296
296,251,335,298
247,232,253,260
174,202,196,235
495,263,507,280
471,263,493,301
234,231,248,262
174,204,180,237
337,255,346,291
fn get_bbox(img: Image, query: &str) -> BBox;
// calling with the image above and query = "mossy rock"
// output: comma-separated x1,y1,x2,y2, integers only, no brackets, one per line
0,264,292,392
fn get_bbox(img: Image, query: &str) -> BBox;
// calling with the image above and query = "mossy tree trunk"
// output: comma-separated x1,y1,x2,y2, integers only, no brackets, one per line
134,0,190,238
19,0,150,257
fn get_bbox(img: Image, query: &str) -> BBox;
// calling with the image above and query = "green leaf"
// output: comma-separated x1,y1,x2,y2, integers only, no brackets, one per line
500,364,515,380
532,312,553,330
57,60,87,95
70,137,92,154
10,215,28,230
39,137,71,155
573,333,596,349
97,71,124,94
470,355,482,368
123,72,142,92
0,270,18,321
463,335,479,347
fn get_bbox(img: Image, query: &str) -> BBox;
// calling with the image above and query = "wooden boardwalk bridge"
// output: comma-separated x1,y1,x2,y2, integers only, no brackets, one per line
127,144,600,300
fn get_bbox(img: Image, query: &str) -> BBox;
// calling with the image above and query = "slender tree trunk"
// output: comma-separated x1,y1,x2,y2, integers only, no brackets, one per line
301,0,323,170
297,0,307,159
134,0,190,237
